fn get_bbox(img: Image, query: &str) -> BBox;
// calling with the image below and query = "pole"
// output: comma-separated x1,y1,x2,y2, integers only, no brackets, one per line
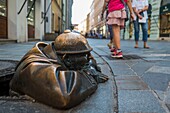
41,0,53,24
26,0,36,18
18,0,28,15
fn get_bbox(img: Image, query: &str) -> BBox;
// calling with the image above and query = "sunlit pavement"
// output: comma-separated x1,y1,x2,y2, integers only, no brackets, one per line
0,39,170,112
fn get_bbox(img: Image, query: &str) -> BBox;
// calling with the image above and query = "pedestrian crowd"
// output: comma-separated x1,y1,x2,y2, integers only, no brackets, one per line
101,0,150,58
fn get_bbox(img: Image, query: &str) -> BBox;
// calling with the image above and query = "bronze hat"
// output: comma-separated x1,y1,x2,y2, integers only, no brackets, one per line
54,30,92,54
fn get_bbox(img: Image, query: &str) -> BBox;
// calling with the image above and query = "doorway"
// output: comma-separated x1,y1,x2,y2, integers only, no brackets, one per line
27,0,35,39
160,0,170,37
0,0,7,39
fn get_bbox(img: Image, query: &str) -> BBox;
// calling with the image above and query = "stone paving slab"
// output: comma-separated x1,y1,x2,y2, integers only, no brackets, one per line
92,47,110,56
118,90,166,113
0,100,58,113
106,62,130,70
111,67,136,76
165,84,170,111
155,61,170,67
142,73,170,91
147,66,170,75
115,76,149,90
130,61,155,77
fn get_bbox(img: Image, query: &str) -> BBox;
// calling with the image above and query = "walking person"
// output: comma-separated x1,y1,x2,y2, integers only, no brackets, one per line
101,1,114,49
105,0,134,58
132,0,150,49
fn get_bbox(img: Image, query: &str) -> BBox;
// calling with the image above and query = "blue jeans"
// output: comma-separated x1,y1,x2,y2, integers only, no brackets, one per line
108,25,113,40
133,19,148,42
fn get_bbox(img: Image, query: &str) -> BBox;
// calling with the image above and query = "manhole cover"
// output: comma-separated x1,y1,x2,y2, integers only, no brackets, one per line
0,60,18,96
0,60,18,77
123,55,143,60
0,61,14,70
102,54,143,60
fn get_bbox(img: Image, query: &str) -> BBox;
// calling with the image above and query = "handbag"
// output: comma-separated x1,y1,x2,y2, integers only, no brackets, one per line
120,0,129,22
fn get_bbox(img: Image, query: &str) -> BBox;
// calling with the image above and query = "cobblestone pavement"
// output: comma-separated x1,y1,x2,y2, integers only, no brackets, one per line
0,39,170,113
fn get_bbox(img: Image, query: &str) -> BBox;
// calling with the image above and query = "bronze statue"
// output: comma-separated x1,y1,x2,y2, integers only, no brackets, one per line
9,30,108,109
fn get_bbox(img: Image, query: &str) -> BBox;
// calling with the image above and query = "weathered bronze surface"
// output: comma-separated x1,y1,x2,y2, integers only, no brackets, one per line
54,30,92,54
10,30,108,109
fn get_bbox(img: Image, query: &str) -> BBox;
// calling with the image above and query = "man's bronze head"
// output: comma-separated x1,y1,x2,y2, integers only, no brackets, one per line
54,30,93,70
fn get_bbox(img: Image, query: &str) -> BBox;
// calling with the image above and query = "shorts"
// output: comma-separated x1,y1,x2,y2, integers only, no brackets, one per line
107,8,126,29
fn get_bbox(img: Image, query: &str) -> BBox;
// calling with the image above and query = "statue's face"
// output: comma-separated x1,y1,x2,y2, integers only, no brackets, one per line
61,53,89,70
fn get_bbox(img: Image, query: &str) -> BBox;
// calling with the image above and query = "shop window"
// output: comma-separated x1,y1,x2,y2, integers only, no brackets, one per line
27,0,35,38
27,0,35,26
0,0,7,17
160,1,170,37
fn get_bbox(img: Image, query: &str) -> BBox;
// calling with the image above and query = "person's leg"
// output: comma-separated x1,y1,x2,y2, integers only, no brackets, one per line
141,20,149,48
108,25,113,41
111,24,123,58
133,20,140,48
107,25,114,48
112,25,120,49
129,21,133,39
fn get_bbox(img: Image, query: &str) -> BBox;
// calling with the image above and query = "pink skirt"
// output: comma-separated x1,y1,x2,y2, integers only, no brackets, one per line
107,8,127,29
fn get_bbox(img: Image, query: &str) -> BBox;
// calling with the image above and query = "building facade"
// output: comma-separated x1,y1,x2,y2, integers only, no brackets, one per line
0,0,7,39
89,0,107,38
78,19,86,35
83,0,170,40
159,0,170,38
51,0,62,34
0,0,73,43
124,0,170,40
86,13,90,33
65,0,73,30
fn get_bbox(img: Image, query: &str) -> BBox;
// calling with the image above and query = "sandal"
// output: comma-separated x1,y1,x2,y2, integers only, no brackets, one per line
134,46,138,48
144,46,150,49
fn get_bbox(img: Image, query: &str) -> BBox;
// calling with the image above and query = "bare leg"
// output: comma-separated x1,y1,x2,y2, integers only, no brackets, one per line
134,41,138,48
144,41,150,49
112,25,121,49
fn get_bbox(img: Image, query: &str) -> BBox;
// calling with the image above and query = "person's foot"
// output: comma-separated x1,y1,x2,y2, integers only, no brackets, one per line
111,50,123,58
134,42,138,48
144,46,150,49
110,47,116,53
134,45,138,48
144,42,149,49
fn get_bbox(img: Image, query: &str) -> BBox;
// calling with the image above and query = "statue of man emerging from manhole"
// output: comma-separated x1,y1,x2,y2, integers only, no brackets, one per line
9,30,108,109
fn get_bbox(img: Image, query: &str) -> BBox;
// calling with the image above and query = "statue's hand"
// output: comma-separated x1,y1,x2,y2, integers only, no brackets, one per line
82,66,109,83
95,72,109,83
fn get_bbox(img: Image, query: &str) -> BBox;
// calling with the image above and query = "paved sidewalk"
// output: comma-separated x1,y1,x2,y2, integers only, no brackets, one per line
88,39,170,113
0,39,170,113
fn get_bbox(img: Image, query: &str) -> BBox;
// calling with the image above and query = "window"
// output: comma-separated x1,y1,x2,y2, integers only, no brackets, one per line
58,17,61,33
0,0,7,17
52,13,55,32
27,0,35,26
